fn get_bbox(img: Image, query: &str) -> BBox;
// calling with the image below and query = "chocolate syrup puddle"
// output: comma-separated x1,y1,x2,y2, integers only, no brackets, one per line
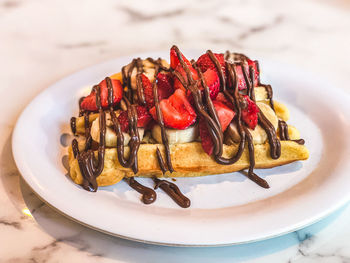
126,177,156,204
153,177,190,208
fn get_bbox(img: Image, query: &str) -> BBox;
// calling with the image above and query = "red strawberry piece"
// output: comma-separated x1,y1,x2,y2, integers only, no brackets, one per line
229,61,259,89
212,100,235,132
215,92,234,109
149,89,197,130
247,59,259,86
196,53,226,81
140,74,154,109
199,118,214,155
200,69,220,99
234,64,248,91
199,100,235,155
80,78,123,111
142,73,175,109
117,105,152,133
173,64,199,91
170,46,192,69
156,72,174,100
186,68,220,104
241,95,259,130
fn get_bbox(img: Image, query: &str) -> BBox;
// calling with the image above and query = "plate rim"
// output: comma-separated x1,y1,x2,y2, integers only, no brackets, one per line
19,176,350,247
12,51,350,246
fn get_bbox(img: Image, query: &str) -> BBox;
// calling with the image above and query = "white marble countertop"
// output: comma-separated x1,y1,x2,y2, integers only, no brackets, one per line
1,0,350,262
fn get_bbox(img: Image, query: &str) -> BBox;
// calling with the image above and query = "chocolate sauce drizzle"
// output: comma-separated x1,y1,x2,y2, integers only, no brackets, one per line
278,120,305,145
152,67,174,173
121,57,174,173
156,147,167,174
172,46,271,188
70,117,76,135
69,46,305,207
122,57,169,104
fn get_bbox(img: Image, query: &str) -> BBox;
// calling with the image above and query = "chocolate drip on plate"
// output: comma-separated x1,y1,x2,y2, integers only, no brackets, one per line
153,177,190,208
126,177,156,204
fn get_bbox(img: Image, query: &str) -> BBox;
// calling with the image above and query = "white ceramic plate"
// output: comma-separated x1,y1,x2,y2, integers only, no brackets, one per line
12,51,350,246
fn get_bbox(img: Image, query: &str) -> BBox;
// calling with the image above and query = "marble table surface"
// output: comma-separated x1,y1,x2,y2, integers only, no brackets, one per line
1,0,350,262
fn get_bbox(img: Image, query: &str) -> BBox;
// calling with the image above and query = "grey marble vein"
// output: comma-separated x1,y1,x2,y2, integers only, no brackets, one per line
57,41,107,49
0,218,21,229
119,6,185,22
238,15,284,40
1,0,20,9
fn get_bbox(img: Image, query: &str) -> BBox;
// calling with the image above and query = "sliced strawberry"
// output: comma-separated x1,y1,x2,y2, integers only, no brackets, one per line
212,101,235,131
199,101,235,156
200,69,220,99
196,53,226,80
173,64,199,91
140,74,154,109
170,46,192,69
117,105,152,133
241,95,259,130
235,64,248,91
149,89,197,130
142,73,174,109
229,61,259,89
80,78,123,111
215,92,234,109
186,68,220,104
199,118,214,156
247,59,259,86
156,72,174,100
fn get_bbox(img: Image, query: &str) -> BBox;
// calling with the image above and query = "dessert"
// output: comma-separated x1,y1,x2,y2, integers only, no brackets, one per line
68,46,309,208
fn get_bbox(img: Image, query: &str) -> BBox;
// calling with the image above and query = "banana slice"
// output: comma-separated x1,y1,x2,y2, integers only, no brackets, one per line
224,123,267,145
91,116,144,147
255,86,269,102
225,102,278,145
256,102,278,130
152,124,198,144
224,123,240,144
248,125,268,144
